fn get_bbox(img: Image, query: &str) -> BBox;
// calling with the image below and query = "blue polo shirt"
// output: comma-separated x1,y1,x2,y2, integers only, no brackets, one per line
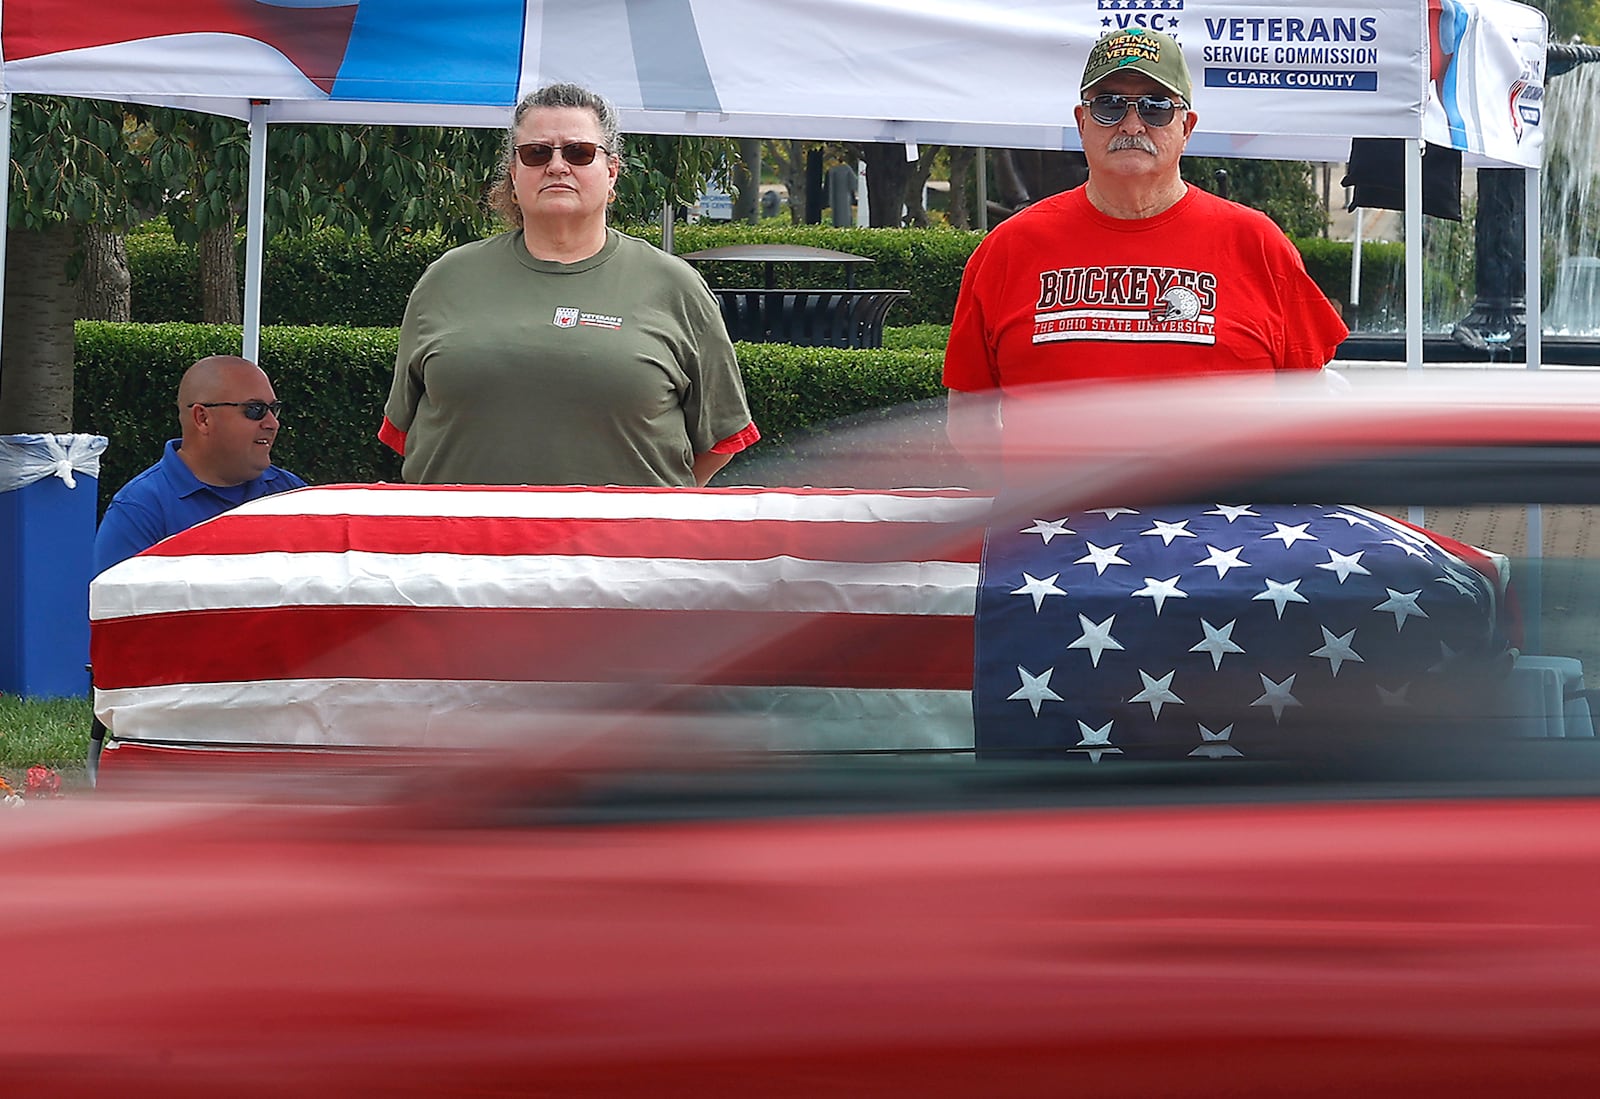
93,439,307,575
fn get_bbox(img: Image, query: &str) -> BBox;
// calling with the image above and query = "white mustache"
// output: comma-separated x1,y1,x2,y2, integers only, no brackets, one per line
1108,134,1159,155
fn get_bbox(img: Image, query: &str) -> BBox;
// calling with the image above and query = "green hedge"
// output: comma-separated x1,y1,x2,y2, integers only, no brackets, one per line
74,322,947,510
127,229,455,326
1295,236,1408,329
126,223,980,329
128,220,1400,334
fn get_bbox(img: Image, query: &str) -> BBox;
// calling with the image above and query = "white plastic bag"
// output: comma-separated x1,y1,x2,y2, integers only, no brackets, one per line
0,434,109,492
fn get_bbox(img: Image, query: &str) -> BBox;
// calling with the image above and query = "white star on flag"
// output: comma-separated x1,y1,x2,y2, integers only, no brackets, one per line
1007,666,1063,716
1263,522,1317,548
1129,669,1183,720
1253,577,1309,619
1429,640,1458,674
1373,588,1428,631
1383,538,1430,560
1435,569,1480,599
1076,542,1131,575
1073,721,1121,763
1325,510,1375,528
1010,572,1067,611
1317,548,1371,583
1087,508,1139,520
1020,518,1075,544
1067,613,1124,667
1206,504,1258,522
1190,618,1245,670
1141,519,1196,545
1376,682,1411,707
1189,723,1243,759
1310,626,1364,677
1251,673,1302,723
1132,575,1188,615
1195,545,1251,579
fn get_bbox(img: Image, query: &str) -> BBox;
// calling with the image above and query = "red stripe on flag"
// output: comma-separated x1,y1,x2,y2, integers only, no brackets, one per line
91,606,975,692
143,514,984,564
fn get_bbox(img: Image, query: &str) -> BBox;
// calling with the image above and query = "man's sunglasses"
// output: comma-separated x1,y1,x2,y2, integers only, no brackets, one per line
514,141,609,168
1082,94,1183,128
192,400,283,421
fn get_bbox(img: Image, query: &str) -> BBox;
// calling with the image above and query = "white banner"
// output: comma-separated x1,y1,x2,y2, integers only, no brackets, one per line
0,0,1546,165
1421,0,1548,168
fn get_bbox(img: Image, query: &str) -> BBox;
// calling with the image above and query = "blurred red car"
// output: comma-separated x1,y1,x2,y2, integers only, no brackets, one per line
18,370,1600,1094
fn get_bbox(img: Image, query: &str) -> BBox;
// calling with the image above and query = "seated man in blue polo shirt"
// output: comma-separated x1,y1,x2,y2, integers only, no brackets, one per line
93,355,307,574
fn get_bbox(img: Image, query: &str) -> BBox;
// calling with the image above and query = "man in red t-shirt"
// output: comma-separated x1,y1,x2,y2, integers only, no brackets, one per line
943,28,1348,457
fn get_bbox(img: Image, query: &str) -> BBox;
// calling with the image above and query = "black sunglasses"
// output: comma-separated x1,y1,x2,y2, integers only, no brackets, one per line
1082,94,1182,128
192,400,283,421
514,141,609,168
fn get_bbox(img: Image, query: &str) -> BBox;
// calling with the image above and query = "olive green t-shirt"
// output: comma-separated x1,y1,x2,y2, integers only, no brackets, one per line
386,229,753,486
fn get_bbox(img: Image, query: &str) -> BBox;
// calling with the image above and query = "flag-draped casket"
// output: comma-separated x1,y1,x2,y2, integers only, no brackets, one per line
89,485,988,769
89,485,1518,773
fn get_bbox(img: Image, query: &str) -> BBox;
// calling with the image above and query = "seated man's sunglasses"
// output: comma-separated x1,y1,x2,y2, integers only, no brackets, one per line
1081,94,1183,128
192,400,283,421
514,141,610,168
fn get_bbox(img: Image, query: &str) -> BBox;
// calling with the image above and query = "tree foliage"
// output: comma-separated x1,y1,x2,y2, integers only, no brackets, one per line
6,97,144,234
613,135,739,224
1530,0,1600,42
1183,158,1328,238
136,112,505,249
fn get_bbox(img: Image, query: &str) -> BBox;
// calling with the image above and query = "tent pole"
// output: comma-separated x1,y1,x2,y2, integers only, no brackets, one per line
1523,164,1545,653
976,148,989,232
1405,138,1424,528
1349,207,1364,310
1525,166,1542,372
242,100,269,363
0,95,11,365
1404,138,1422,374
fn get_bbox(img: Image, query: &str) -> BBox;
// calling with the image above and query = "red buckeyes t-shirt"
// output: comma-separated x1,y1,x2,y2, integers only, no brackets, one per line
943,184,1348,392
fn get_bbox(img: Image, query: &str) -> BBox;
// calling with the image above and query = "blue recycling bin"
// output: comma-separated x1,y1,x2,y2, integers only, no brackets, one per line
0,434,107,698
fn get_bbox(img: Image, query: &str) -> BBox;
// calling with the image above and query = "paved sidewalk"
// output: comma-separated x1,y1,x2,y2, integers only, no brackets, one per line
1416,504,1600,685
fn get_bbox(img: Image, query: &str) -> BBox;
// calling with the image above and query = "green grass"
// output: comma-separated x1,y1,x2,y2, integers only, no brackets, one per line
0,696,92,785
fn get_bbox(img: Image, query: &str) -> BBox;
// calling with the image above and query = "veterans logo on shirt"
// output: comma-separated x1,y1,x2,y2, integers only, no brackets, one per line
552,307,580,329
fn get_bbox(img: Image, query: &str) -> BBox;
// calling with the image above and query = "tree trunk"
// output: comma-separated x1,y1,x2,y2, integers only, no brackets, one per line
198,223,242,324
803,146,823,225
74,224,132,322
0,224,79,434
947,147,975,230
731,138,762,223
902,147,939,229
861,143,913,228
992,149,1034,210
990,150,1088,220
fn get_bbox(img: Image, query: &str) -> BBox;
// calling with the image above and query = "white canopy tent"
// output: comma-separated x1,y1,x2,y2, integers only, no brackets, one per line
0,0,1550,368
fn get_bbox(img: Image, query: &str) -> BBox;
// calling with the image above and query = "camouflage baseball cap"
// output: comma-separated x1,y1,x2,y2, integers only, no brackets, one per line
1079,28,1193,103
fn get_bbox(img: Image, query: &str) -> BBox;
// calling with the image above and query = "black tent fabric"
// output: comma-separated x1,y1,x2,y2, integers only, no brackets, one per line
1342,138,1464,221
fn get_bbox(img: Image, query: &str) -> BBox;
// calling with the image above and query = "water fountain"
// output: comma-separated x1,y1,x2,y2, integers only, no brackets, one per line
1337,40,1600,365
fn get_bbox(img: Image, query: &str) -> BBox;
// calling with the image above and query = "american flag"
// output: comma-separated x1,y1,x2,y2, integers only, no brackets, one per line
90,488,1514,773
973,502,1511,760
89,485,988,766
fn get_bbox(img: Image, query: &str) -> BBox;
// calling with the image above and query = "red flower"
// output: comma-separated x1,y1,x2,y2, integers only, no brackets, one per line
24,766,62,798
